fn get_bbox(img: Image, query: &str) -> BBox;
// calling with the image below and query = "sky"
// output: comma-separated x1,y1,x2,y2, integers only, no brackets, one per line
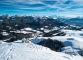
0,0,83,17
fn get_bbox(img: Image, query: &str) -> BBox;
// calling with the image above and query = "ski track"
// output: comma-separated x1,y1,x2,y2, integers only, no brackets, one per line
0,43,15,60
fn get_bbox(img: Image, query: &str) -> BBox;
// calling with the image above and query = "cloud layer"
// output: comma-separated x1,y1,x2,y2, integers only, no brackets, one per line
0,0,83,17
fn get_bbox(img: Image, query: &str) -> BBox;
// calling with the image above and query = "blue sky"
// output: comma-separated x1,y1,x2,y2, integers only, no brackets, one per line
0,0,83,17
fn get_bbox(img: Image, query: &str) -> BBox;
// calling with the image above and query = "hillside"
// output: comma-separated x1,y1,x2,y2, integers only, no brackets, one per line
0,15,83,60
0,15,82,42
0,40,83,60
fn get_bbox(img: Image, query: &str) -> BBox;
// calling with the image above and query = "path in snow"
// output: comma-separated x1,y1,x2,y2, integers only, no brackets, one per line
0,41,83,60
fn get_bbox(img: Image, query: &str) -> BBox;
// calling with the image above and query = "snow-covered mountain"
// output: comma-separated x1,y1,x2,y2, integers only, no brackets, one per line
49,15,83,27
57,16,83,27
0,15,83,60
0,29,83,60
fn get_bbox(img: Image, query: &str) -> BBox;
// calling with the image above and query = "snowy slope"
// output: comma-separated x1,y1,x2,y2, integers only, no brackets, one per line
0,40,83,60
32,30,83,48
0,29,83,60
31,29,83,56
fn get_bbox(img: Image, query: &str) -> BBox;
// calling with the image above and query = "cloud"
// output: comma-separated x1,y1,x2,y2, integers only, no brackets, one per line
0,0,83,17
20,7,46,10
1,0,83,10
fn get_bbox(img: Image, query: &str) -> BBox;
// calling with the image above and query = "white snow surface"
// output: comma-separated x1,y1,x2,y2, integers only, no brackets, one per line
30,30,83,56
0,29,83,60
32,30,83,49
0,41,83,60
24,28,32,31
1,32,9,36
